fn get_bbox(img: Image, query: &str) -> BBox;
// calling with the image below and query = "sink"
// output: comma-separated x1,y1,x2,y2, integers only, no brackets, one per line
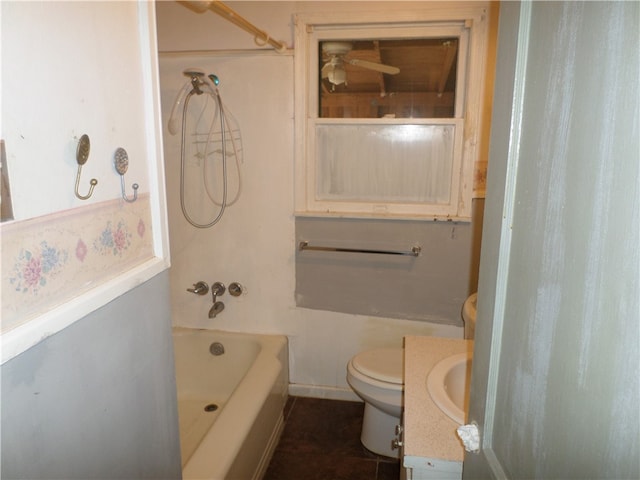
426,352,472,424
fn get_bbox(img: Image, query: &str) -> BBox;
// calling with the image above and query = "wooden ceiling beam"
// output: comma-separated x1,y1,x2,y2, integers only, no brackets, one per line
438,41,458,95
372,40,388,97
321,91,455,108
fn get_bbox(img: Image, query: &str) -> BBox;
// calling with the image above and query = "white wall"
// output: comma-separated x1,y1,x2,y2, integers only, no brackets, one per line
2,1,150,221
1,2,181,476
1,1,170,362
156,1,487,399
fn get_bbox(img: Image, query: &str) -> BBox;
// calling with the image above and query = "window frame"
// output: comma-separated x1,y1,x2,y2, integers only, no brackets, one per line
294,7,490,221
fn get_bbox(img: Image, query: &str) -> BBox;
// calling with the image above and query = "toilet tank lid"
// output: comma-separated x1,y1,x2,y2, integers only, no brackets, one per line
463,292,478,325
352,348,404,385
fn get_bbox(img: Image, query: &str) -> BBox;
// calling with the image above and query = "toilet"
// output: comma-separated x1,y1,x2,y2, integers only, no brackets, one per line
347,294,478,458
346,347,404,458
462,292,477,340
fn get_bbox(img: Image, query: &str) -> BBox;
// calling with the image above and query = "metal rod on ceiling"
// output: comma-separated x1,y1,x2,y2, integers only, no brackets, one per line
179,1,288,53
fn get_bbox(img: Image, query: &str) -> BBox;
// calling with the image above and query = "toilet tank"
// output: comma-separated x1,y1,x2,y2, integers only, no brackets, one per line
462,293,477,340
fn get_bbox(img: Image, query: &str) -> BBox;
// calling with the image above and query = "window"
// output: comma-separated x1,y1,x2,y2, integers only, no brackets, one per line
294,8,490,220
318,38,460,119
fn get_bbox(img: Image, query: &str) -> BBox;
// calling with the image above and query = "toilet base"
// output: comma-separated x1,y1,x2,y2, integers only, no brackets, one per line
360,402,401,459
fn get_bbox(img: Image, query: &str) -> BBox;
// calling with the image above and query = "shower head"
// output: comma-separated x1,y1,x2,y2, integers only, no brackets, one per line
168,70,220,135
183,69,205,79
168,70,207,135
184,69,206,95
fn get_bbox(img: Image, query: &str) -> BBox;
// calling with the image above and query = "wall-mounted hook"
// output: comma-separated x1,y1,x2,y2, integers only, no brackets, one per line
114,147,139,203
74,134,98,200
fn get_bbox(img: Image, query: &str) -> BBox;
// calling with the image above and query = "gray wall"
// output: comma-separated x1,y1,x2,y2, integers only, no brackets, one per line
295,199,485,325
466,1,639,477
1,271,181,479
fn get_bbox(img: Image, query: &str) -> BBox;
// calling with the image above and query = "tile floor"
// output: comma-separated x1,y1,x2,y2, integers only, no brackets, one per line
264,396,401,480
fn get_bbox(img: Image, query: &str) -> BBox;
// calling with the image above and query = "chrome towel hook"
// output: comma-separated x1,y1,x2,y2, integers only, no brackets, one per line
114,147,139,203
74,134,98,200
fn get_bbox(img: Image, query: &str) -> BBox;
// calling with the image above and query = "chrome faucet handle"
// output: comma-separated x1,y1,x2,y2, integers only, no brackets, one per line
187,281,209,295
211,282,226,302
228,282,243,297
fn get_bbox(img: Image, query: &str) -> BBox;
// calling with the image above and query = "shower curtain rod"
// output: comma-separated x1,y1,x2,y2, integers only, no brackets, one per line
179,1,289,53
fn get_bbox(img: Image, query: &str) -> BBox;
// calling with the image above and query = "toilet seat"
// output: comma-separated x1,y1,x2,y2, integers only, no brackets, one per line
351,348,403,385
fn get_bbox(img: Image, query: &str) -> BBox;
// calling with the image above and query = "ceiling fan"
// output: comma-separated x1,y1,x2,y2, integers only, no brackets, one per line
321,41,400,87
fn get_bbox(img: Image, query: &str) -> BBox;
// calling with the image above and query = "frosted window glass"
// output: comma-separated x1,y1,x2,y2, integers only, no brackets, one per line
316,124,454,204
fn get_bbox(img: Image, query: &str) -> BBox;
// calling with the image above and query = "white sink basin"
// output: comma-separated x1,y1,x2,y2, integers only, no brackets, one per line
426,352,472,425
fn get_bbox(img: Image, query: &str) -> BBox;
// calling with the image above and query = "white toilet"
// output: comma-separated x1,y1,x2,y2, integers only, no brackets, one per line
462,292,477,340
346,347,404,458
347,294,478,458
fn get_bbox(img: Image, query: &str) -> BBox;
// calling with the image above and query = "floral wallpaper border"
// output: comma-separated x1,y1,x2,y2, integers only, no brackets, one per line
1,194,154,333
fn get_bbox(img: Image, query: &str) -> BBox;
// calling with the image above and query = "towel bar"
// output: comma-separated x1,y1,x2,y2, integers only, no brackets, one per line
298,241,421,257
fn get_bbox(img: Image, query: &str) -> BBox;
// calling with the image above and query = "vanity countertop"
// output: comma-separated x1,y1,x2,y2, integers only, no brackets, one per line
403,335,473,464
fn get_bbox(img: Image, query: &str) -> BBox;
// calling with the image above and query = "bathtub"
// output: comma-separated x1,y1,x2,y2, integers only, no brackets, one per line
172,328,289,480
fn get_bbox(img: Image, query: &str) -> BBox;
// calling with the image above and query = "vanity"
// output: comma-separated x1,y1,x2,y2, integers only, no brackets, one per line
401,336,473,480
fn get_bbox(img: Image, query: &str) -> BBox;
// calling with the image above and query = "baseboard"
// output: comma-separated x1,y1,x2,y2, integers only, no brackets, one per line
288,383,362,402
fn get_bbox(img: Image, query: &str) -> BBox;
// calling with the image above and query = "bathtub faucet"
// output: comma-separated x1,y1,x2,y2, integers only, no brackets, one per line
211,282,225,302
209,282,226,318
209,301,225,318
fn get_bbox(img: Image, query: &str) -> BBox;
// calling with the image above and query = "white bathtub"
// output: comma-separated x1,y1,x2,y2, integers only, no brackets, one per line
172,328,289,480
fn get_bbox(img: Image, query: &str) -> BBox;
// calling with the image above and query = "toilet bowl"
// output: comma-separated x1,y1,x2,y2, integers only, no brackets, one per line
347,347,404,458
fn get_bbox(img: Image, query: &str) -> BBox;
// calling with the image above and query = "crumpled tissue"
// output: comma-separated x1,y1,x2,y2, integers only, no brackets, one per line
456,424,480,453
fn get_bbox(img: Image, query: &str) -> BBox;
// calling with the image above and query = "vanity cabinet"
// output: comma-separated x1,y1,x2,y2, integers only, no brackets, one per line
402,336,472,480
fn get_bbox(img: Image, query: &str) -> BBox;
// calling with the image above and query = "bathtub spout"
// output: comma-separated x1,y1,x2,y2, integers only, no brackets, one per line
208,301,225,318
